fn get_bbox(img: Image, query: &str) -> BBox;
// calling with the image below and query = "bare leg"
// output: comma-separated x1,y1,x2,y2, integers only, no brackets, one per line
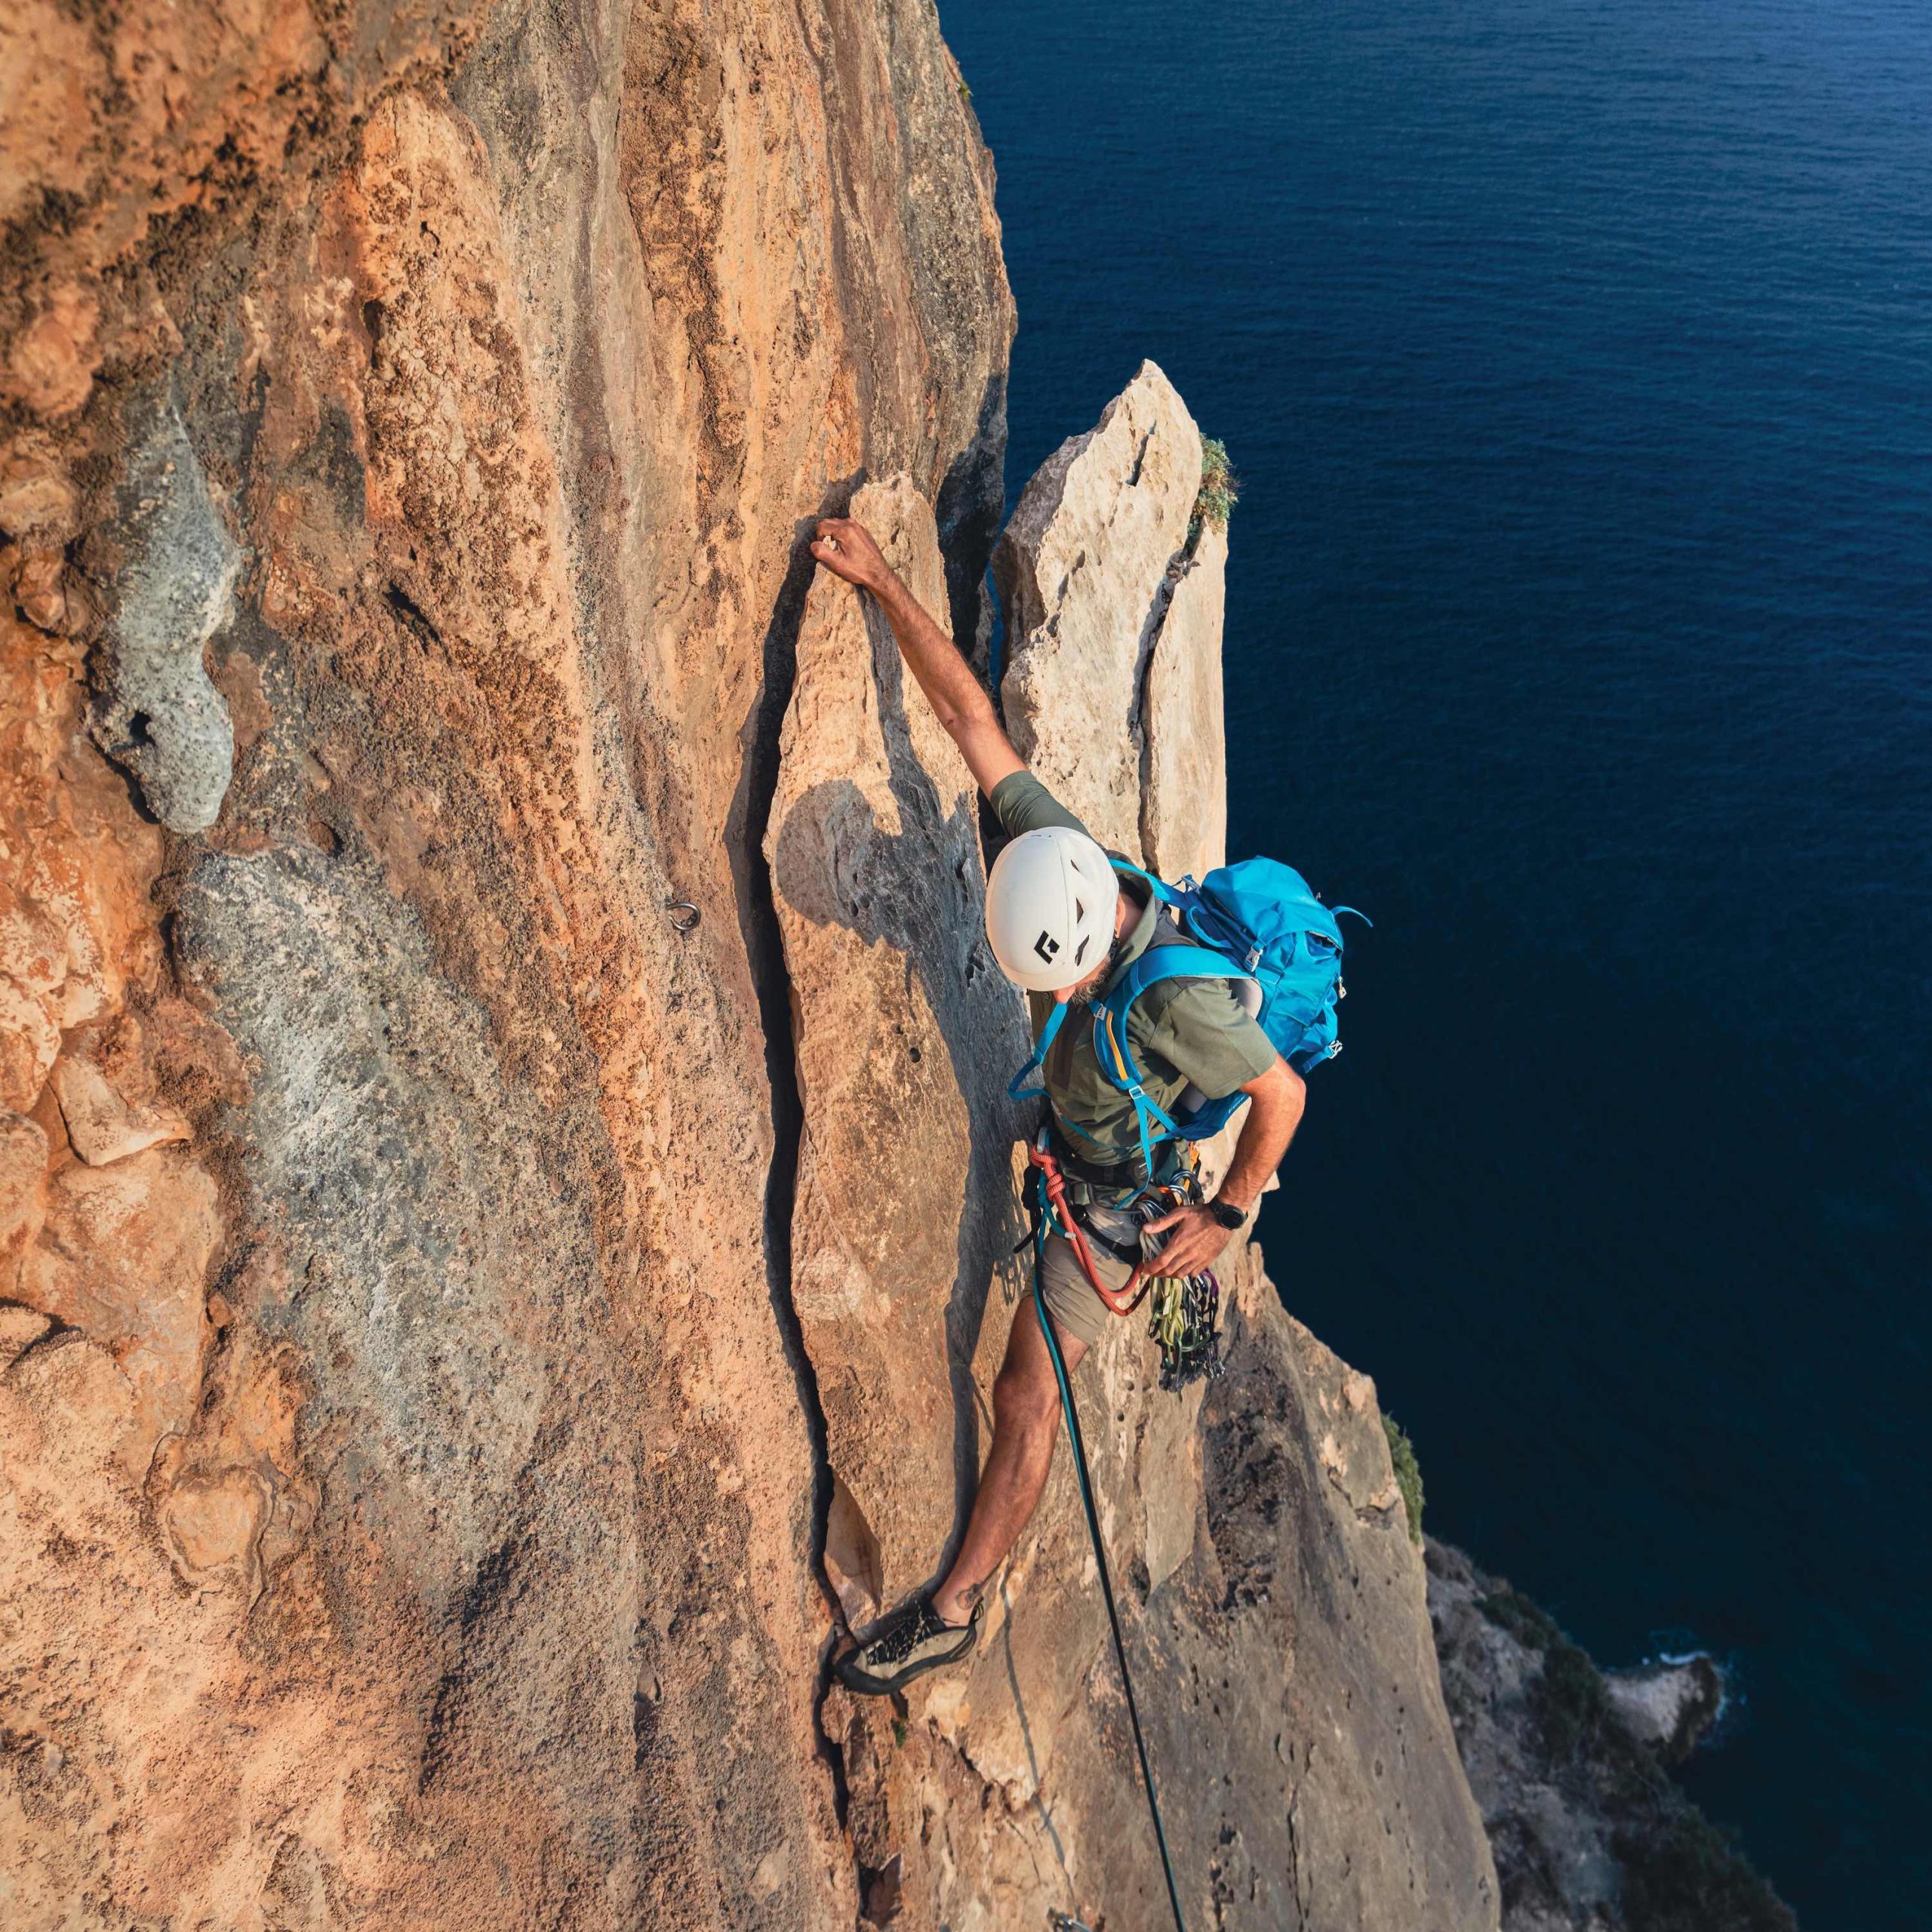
931,1297,1088,1626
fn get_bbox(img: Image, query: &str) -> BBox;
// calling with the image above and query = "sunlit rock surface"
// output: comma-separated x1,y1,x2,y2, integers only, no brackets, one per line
0,6,1499,1928
766,474,1032,1619
995,359,1211,863
1,0,1007,1922
1142,517,1230,882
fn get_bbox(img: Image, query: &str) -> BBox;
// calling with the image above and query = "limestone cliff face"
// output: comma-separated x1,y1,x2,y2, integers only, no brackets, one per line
1,6,1491,1928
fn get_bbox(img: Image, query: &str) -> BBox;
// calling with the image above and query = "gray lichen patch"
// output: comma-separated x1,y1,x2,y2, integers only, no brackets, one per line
172,843,579,1600
90,396,239,833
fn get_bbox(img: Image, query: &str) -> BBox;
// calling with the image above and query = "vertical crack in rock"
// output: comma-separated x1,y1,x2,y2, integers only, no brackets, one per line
995,361,1204,859
761,472,1054,1918
1125,534,1190,747
1138,515,1229,881
935,368,1011,670
729,512,852,1815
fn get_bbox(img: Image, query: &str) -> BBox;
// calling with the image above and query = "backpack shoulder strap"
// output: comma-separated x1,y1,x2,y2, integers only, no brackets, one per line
1110,941,1251,1003
1092,943,1255,1180
1109,856,1183,906
1007,996,1070,1102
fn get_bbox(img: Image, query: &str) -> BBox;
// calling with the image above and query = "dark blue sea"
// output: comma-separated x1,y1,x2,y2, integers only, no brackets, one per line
943,1,1932,1923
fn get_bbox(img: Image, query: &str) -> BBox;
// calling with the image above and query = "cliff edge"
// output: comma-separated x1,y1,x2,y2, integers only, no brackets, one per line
1428,1540,1797,1932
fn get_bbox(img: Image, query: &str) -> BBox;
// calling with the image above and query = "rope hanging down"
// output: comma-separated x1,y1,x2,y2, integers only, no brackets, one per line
1032,1220,1189,1932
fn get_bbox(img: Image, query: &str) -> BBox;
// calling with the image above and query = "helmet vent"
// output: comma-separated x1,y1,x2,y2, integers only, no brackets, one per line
1074,898,1086,921
1075,934,1091,966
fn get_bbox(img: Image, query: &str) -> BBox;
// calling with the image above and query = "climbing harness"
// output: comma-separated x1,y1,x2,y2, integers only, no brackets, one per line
1032,1207,1190,1932
1027,1138,1228,1392
1027,1136,1154,1316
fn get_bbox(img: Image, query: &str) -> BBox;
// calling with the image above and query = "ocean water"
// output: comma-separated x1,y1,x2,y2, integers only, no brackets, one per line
941,1,1932,1924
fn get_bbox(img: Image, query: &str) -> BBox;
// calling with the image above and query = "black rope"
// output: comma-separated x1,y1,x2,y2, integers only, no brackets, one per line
1033,1226,1189,1932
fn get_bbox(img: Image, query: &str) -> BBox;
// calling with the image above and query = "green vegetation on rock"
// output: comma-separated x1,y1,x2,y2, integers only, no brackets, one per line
1383,1414,1424,1544
1476,1583,1563,1654
1478,1586,1616,1762
1192,436,1239,537
1615,1811,1801,1932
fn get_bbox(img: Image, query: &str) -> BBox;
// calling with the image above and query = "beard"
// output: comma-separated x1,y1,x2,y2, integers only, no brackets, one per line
1064,935,1126,1008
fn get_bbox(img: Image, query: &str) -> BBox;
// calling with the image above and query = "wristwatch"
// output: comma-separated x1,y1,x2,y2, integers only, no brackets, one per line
1207,1196,1248,1231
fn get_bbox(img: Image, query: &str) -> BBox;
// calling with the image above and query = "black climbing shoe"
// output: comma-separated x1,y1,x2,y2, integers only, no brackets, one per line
835,1595,981,1697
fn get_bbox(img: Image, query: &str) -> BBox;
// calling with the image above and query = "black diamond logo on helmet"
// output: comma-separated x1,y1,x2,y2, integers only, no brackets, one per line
1033,930,1060,963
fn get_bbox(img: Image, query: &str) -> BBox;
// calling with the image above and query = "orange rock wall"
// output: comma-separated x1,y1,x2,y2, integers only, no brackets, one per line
1,1,1008,1924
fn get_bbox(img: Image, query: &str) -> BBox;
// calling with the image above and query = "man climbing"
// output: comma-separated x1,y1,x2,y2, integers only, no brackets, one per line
809,515,1306,1697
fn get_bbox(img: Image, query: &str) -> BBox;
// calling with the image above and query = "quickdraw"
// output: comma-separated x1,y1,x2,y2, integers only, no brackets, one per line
1144,1261,1226,1393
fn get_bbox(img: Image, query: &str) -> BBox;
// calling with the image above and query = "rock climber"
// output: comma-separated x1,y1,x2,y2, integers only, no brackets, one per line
809,515,1308,1697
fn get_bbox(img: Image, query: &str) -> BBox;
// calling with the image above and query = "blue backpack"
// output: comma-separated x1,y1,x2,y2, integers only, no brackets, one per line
1013,857,1369,1181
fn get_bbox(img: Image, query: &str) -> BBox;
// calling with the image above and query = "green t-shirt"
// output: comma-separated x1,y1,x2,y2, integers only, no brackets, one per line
989,772,1278,1182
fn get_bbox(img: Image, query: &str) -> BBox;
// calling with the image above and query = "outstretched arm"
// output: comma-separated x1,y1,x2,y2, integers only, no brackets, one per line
811,516,1024,798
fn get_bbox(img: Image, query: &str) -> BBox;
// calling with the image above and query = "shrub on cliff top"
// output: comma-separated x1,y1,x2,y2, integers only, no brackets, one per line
1193,437,1238,537
1383,1414,1424,1544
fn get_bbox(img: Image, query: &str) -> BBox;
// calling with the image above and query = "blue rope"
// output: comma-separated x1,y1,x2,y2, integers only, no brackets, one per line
1032,1211,1189,1932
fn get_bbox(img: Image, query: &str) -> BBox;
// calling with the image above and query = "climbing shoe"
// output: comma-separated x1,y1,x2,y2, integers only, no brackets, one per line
835,1595,980,1697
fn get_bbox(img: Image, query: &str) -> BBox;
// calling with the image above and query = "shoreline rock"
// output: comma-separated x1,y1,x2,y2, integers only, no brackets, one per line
1605,1654,1727,1764
1426,1538,1797,1932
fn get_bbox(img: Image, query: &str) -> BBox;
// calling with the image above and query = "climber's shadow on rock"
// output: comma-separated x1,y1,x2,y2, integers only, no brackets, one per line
768,591,1038,1586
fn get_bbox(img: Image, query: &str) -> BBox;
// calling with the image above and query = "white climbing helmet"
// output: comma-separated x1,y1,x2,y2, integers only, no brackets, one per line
984,826,1120,992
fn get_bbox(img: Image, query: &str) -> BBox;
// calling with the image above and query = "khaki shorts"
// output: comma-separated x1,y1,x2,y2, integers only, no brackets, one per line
1031,1229,1137,1352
